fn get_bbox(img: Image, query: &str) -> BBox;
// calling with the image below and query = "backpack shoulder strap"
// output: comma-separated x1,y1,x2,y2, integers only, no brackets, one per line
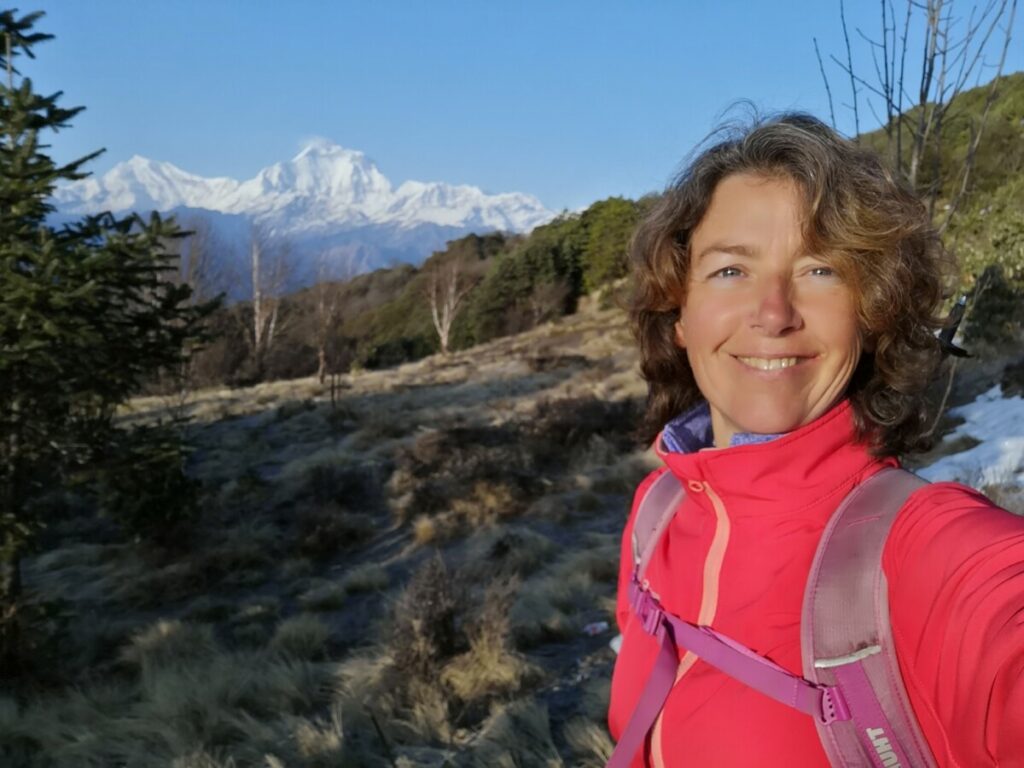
802,467,937,768
631,470,686,580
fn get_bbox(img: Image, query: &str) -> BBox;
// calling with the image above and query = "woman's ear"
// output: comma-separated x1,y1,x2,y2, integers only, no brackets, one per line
674,316,686,349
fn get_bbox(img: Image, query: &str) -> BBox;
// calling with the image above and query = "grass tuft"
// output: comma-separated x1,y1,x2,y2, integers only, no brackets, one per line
270,614,331,660
440,580,541,704
121,620,217,684
341,563,389,593
563,717,614,767
298,580,347,611
468,700,563,768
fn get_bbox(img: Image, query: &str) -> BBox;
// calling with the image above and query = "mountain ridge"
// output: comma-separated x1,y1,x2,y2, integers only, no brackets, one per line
53,139,554,234
51,139,556,292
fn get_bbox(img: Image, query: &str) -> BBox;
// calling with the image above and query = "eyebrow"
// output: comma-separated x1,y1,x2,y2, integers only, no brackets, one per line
693,242,816,263
693,243,755,263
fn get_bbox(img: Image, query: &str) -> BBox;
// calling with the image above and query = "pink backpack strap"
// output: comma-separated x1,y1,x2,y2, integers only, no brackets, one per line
802,467,937,767
605,472,686,768
630,470,686,578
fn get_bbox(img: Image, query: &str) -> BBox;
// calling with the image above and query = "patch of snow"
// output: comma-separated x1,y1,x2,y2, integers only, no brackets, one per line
918,385,1024,488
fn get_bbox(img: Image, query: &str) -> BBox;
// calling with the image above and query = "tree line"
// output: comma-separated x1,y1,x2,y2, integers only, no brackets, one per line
174,195,646,388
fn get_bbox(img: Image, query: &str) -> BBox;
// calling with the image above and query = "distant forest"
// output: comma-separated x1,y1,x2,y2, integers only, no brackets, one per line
178,72,1024,389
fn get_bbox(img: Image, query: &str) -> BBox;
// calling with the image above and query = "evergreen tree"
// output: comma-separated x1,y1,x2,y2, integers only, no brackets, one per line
581,197,639,292
0,10,216,665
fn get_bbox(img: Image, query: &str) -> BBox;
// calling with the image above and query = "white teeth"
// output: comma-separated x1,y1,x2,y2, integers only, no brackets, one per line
737,356,801,371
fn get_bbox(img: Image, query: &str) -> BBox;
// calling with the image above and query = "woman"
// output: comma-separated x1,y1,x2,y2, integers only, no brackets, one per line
608,113,1024,767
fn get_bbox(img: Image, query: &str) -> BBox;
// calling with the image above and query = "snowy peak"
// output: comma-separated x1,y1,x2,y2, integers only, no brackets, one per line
53,155,238,213
241,140,392,204
389,180,544,230
52,139,553,235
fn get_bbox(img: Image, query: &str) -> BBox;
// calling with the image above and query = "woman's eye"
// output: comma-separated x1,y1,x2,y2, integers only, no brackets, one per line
808,265,837,278
711,266,742,278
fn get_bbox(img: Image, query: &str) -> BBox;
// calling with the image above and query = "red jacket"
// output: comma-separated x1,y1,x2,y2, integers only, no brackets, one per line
609,400,1024,767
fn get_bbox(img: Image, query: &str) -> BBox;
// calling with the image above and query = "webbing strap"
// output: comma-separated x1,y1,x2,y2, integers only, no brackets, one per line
605,576,853,768
659,608,849,723
833,662,914,768
605,614,679,768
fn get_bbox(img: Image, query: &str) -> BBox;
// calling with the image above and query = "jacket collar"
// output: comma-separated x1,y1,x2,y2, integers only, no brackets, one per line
655,400,895,518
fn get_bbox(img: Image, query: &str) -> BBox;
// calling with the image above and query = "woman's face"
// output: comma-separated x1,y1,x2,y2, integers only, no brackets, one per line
675,173,863,447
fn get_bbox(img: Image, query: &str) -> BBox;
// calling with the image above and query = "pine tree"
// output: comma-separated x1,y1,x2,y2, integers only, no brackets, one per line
0,9,216,666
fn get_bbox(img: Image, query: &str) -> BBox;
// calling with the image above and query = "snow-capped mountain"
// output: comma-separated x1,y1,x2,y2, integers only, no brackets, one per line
54,139,553,234
52,139,555,294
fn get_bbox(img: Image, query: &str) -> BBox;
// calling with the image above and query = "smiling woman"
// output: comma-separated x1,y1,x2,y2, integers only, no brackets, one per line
607,114,1024,768
630,113,951,457
674,174,862,446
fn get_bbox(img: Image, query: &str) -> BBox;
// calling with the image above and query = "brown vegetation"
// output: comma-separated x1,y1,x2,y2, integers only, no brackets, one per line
9,297,1016,766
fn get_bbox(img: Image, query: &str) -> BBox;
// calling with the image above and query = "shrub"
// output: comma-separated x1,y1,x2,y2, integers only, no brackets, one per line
963,265,1024,347
389,426,539,528
295,505,374,561
530,397,642,458
390,555,463,681
440,580,540,705
91,423,201,545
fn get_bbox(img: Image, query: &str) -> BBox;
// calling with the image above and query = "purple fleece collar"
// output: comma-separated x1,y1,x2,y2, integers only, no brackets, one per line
661,401,782,454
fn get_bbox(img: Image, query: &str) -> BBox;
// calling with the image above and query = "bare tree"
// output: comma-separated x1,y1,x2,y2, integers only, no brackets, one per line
248,224,292,377
178,217,229,307
817,0,1016,230
816,0,1016,434
311,252,356,383
158,217,230,410
426,261,476,355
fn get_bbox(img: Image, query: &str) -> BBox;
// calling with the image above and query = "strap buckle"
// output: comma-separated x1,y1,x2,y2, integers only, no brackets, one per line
817,685,851,725
632,580,665,637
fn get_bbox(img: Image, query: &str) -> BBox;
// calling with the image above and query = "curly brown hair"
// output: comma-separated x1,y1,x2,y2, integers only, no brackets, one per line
631,112,954,456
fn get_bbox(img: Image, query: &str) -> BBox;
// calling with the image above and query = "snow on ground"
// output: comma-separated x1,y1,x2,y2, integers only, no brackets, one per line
918,385,1024,489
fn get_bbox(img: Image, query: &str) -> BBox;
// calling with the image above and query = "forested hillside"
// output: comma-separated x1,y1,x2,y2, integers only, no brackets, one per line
185,196,645,386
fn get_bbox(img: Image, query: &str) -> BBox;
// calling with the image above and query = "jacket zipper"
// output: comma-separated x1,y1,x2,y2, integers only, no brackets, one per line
650,479,731,768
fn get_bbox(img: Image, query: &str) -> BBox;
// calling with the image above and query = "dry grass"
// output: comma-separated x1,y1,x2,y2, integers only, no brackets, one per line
120,620,218,684
270,614,331,660
397,680,454,744
4,630,342,768
292,701,345,766
22,302,658,766
390,556,462,681
341,563,389,593
509,536,618,647
295,504,375,561
37,296,1021,765
412,514,438,546
298,580,347,611
563,717,614,767
440,581,541,705
467,700,563,768
460,525,557,581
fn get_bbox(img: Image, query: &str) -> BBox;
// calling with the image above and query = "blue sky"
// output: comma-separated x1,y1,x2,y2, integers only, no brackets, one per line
25,1,1024,212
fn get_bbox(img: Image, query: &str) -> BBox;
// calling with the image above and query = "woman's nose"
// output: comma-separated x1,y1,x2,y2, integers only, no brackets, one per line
750,277,802,335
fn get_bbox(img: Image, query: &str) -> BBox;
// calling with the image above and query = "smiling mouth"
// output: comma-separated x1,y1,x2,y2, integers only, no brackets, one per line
735,355,809,371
